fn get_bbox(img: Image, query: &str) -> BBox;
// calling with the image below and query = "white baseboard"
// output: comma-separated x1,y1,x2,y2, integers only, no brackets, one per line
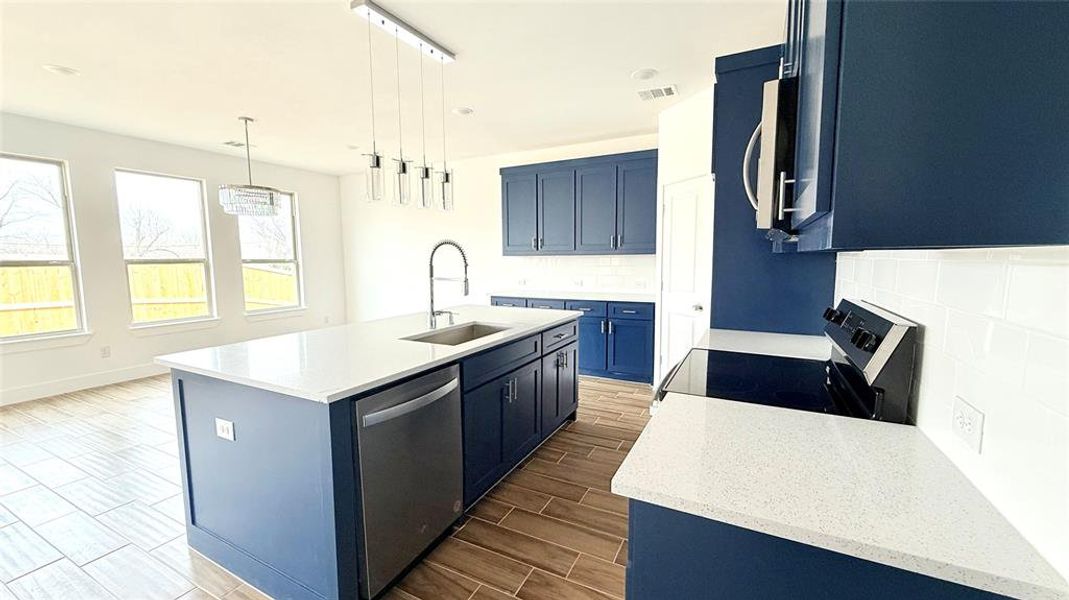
0,363,169,406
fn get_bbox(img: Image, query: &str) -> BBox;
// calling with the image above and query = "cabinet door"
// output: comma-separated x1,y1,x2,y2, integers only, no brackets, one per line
537,170,576,253
607,319,654,381
790,0,842,229
616,158,657,254
575,164,618,253
502,360,541,465
541,342,578,435
558,342,579,421
502,173,538,255
462,378,506,505
577,316,607,373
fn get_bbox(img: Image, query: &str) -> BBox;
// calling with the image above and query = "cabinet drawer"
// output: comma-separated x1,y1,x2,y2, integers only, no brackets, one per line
491,296,527,308
542,320,578,352
528,298,565,310
609,302,654,320
565,300,607,317
462,334,541,391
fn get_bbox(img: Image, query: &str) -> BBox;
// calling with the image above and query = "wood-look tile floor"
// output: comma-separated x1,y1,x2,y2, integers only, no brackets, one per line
0,374,651,600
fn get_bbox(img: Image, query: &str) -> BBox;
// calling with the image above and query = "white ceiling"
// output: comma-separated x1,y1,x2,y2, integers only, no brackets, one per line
1,0,785,175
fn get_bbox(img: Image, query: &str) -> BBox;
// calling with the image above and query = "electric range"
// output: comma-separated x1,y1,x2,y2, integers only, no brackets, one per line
655,300,919,423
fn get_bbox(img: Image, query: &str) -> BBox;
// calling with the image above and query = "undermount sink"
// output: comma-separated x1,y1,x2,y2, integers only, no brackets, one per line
402,322,510,346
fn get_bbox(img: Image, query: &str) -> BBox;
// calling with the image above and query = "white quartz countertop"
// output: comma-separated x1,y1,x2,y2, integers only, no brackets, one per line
156,305,581,403
494,289,657,304
696,327,830,360
612,392,1068,599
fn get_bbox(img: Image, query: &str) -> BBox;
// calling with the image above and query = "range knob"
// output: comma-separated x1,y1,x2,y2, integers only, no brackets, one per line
850,328,878,352
823,307,845,324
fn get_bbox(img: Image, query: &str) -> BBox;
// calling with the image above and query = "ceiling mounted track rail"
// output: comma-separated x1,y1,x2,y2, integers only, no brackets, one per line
350,0,456,64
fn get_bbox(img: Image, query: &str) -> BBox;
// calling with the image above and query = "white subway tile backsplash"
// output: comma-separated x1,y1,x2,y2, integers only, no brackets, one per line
838,246,1069,577
495,254,656,295
936,259,1008,318
1006,263,1069,339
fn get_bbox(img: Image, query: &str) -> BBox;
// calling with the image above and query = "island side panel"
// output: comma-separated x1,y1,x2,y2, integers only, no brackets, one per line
626,500,1007,599
172,371,346,600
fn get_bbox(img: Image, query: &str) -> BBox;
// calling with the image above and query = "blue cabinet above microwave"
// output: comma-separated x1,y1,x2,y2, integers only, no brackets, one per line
501,150,658,256
761,0,1069,251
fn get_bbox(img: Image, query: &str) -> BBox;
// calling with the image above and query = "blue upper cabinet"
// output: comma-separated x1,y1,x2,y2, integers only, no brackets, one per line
501,150,658,256
575,164,617,253
537,170,576,253
616,159,658,253
501,173,538,254
789,0,1069,250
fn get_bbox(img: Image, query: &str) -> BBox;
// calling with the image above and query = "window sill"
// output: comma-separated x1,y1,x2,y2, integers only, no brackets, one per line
0,330,94,354
129,317,221,337
244,306,307,322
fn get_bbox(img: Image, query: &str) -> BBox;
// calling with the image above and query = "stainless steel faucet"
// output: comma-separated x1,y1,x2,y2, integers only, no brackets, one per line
428,240,470,328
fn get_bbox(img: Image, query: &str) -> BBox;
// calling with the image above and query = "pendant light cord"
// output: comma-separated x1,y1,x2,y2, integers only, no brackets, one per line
419,44,427,167
440,55,447,173
243,118,253,185
366,14,377,155
395,27,403,163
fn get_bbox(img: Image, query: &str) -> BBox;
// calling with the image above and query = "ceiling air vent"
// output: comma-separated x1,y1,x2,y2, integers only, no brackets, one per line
222,140,256,148
637,84,678,101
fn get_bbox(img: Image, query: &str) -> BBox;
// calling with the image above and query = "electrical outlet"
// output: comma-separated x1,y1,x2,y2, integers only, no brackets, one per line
215,418,235,442
99,346,111,358
952,397,984,453
323,316,331,325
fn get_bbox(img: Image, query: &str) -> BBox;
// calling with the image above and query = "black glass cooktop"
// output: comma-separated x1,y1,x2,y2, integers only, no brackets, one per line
662,349,847,415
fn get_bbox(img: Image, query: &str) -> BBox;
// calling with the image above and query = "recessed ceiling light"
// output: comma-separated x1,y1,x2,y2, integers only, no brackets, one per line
42,64,80,76
630,68,659,81
347,144,361,150
452,107,474,116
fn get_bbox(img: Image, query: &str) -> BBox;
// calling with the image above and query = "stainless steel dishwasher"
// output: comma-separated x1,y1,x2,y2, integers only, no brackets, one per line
354,364,463,599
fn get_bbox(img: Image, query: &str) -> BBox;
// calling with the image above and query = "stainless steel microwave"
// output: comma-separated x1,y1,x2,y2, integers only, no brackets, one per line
743,77,798,236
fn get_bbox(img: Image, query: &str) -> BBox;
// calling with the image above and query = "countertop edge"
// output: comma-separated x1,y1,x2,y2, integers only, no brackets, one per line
610,478,1064,600
155,309,583,403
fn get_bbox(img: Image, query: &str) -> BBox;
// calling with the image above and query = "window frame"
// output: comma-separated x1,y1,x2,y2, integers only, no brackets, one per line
238,190,305,315
113,167,217,328
0,152,87,343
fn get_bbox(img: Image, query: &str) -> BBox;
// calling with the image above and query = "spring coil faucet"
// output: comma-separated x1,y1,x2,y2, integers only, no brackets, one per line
429,240,470,328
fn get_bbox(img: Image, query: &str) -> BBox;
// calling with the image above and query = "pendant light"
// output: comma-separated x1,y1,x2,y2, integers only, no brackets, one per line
391,27,411,206
219,117,282,216
435,55,454,211
414,43,433,209
363,13,385,203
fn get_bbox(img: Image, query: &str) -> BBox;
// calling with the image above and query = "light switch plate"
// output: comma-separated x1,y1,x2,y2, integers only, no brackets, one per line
952,397,983,453
215,418,235,442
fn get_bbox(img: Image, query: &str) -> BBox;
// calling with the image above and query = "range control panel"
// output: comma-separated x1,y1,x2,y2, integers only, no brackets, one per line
823,300,911,373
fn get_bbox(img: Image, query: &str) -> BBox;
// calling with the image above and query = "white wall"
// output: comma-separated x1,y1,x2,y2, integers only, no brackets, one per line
657,87,713,186
0,114,348,403
836,246,1069,577
340,134,658,322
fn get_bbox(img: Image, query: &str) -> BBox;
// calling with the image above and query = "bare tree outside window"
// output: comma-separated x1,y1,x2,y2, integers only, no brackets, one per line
238,192,302,312
0,154,83,338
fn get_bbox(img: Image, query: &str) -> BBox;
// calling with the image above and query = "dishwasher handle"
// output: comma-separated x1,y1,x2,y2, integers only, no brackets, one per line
362,378,459,428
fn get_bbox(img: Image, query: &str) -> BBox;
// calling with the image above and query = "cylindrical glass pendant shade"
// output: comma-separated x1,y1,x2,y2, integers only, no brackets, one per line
414,165,433,209
393,159,411,206
436,170,454,211
365,153,384,203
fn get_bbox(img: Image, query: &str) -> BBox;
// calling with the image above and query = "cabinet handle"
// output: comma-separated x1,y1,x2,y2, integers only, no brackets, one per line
538,237,544,249
608,321,614,335
616,234,622,248
563,351,568,369
553,332,567,339
609,235,616,250
600,320,606,334
509,379,516,402
531,236,537,251
777,171,799,221
577,307,591,312
621,309,637,314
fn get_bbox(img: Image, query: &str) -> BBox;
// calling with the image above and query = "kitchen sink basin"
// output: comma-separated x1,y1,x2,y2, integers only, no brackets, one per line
402,322,510,346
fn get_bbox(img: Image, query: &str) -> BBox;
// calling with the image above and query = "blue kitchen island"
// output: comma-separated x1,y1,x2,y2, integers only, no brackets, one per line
156,305,581,600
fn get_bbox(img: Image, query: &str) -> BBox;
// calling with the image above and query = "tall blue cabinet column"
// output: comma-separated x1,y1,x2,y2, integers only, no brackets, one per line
710,46,836,335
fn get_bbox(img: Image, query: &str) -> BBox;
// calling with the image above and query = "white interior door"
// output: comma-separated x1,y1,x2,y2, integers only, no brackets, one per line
655,174,714,383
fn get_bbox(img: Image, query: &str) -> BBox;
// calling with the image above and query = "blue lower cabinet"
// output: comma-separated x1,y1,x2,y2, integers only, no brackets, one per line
607,319,654,380
462,374,509,506
502,360,542,466
542,342,579,434
491,296,527,308
627,500,1006,599
577,317,608,372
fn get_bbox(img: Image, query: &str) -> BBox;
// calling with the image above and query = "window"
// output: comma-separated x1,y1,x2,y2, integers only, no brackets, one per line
0,154,84,340
238,192,302,313
115,169,214,325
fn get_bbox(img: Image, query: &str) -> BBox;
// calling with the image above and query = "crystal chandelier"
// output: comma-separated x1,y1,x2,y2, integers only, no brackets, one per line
219,117,282,216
